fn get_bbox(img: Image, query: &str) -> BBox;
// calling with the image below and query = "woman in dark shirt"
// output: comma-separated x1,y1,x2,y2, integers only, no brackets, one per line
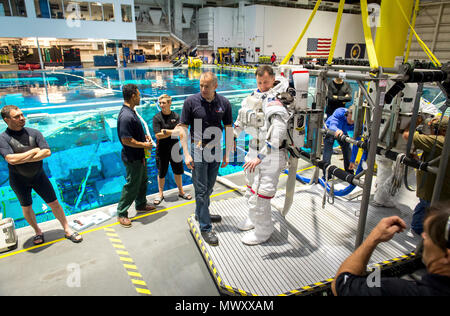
152,94,191,205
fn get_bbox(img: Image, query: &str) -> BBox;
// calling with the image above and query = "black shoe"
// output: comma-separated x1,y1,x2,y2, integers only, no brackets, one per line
210,214,222,223
194,214,222,223
201,231,219,246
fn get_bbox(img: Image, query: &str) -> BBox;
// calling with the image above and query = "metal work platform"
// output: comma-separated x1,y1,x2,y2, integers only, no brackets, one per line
188,185,420,296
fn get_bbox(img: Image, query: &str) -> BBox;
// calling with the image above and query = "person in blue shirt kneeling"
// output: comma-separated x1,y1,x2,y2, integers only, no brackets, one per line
322,106,356,179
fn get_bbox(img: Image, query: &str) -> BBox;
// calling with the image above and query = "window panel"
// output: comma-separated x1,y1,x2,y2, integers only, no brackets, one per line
121,4,131,23
34,0,49,18
64,1,79,19
0,0,12,16
78,1,89,20
103,3,113,21
90,2,102,21
49,0,63,19
10,0,27,16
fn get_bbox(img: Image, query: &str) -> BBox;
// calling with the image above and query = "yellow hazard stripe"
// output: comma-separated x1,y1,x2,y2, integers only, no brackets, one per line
136,288,151,295
104,228,151,295
132,279,147,286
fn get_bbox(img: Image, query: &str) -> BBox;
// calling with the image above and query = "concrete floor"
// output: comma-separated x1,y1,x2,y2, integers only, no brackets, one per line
0,155,421,296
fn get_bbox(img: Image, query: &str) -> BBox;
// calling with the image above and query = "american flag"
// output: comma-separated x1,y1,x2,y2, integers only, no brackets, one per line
306,38,332,57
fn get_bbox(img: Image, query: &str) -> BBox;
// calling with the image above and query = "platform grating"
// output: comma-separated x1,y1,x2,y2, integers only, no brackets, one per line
188,184,420,296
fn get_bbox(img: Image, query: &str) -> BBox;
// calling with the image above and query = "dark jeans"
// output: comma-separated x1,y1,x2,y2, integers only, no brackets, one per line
411,198,430,235
191,146,221,232
322,134,352,178
117,159,148,218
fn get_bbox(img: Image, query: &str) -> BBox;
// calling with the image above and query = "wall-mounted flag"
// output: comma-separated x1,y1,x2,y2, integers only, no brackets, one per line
306,38,331,57
345,43,366,59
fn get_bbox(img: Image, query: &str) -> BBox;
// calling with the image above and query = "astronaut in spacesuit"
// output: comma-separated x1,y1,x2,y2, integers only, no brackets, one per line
233,65,290,245
372,98,439,208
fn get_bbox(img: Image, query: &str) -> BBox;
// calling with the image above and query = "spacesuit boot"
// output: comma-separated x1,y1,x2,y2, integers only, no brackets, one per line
241,194,274,245
238,148,257,231
373,156,396,208
241,152,285,245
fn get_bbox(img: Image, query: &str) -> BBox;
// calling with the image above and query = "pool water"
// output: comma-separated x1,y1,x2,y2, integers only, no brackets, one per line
0,67,447,228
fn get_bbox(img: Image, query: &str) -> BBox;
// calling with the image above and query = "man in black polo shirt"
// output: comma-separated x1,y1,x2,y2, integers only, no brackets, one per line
175,72,234,246
332,204,450,296
0,105,82,244
116,84,155,228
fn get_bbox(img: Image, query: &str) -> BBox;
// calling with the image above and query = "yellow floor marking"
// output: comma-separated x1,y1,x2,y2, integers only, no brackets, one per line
127,271,143,278
132,279,147,286
136,288,151,295
104,228,151,295
123,264,138,270
120,257,134,263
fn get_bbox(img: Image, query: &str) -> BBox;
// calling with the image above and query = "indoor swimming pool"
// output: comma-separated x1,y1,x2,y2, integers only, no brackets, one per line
0,66,447,228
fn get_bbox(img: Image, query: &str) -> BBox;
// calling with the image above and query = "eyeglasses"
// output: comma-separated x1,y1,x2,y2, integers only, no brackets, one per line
445,215,450,249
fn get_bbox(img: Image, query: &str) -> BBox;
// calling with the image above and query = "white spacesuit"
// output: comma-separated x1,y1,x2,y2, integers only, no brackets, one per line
373,98,438,207
234,76,290,245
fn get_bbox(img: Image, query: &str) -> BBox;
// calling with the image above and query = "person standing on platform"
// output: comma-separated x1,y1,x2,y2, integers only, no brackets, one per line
233,65,290,245
116,84,155,228
174,72,234,246
0,105,82,244
152,94,191,205
325,73,352,118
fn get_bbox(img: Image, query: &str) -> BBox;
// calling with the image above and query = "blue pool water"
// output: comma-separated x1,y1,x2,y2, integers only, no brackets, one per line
0,66,447,228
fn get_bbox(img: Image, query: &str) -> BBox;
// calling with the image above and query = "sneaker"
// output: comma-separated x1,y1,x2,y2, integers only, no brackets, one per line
118,217,132,228
201,231,219,246
407,228,420,238
136,204,156,213
371,200,395,208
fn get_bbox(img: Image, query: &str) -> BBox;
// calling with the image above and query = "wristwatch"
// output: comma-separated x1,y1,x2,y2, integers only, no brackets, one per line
163,129,167,135
257,153,265,161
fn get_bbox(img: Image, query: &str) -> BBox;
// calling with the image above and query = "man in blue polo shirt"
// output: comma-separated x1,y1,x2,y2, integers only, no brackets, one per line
175,72,233,246
322,106,356,179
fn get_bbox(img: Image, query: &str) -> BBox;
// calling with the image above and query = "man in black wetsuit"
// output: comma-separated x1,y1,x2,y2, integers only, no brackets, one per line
0,105,82,245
